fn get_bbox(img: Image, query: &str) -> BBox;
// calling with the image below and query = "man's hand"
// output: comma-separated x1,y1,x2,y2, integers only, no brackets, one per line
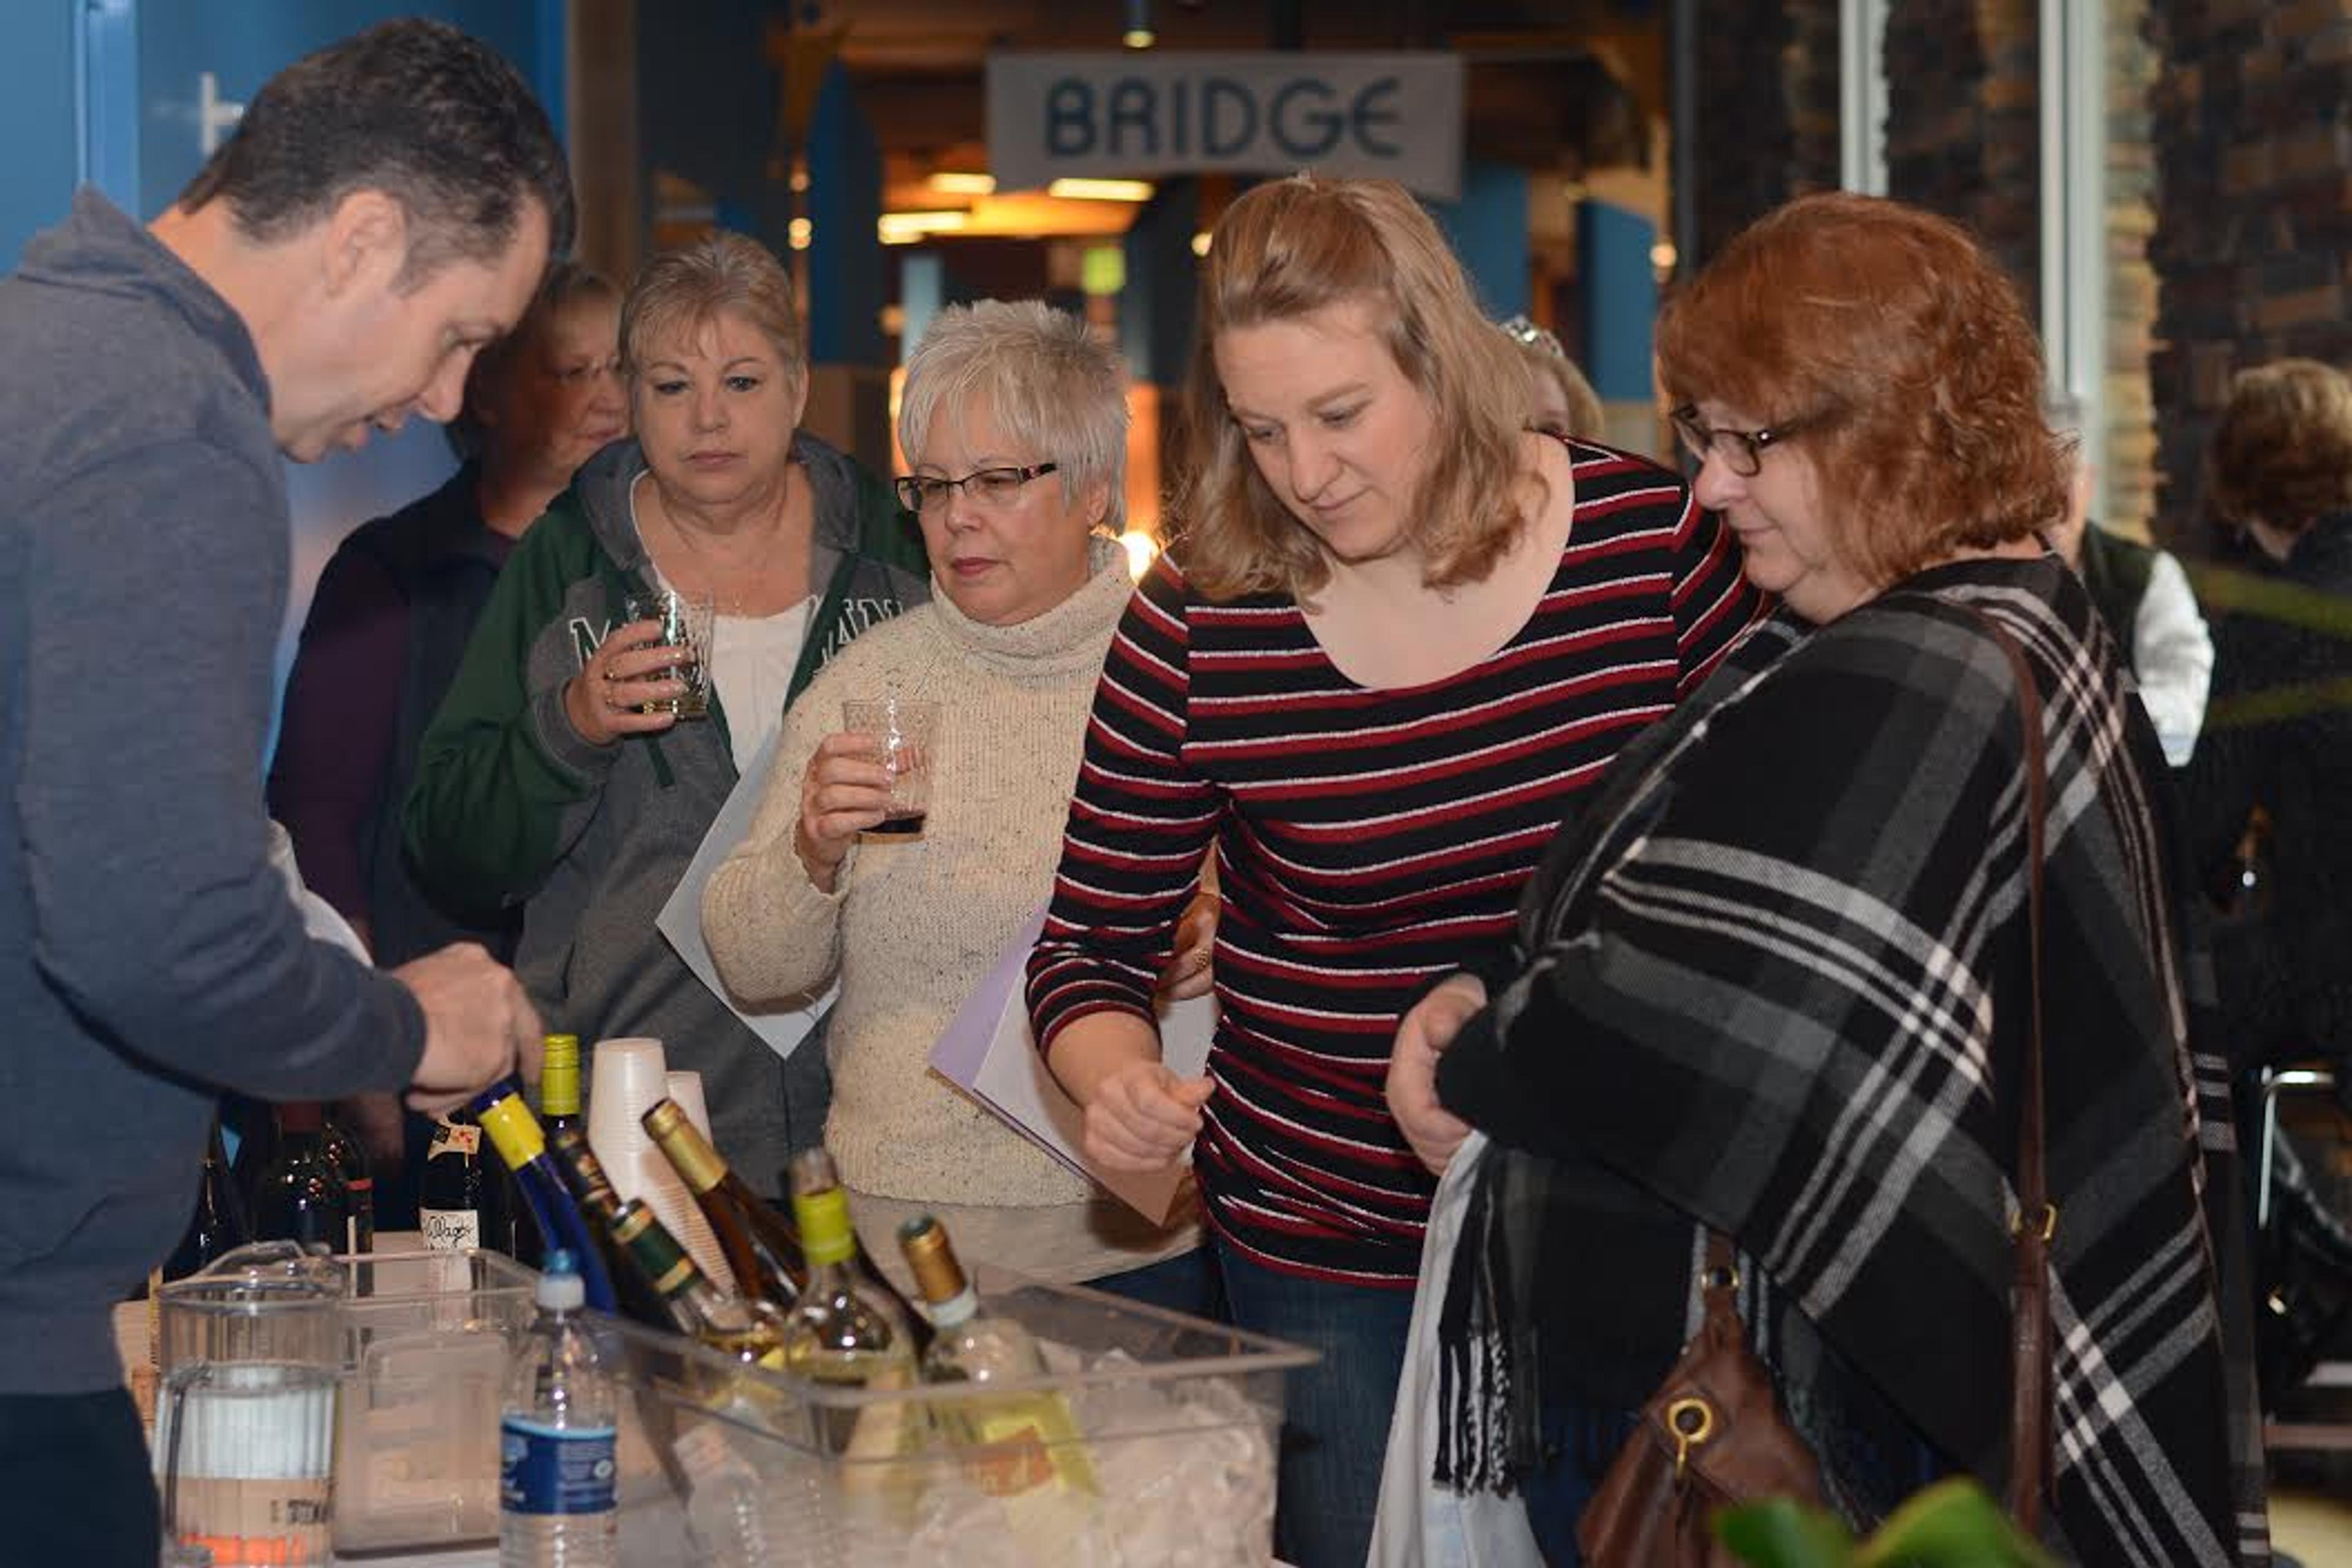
393,943,542,1115
1386,973,1486,1176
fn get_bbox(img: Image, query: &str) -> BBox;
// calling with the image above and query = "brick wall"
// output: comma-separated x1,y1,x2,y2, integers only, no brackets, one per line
2146,0,2352,549
1883,0,2042,307
1684,0,1840,269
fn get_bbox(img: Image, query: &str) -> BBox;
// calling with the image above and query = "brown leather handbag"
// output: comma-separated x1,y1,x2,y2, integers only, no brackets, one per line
1577,606,2056,1566
1575,1232,1827,1566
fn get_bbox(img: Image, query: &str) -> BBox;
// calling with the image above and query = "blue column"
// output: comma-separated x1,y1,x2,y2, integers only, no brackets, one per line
805,58,883,368
1577,198,1657,402
1118,177,1202,389
1428,162,1529,322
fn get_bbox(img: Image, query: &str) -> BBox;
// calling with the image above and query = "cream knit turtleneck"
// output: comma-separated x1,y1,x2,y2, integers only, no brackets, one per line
703,539,1194,1280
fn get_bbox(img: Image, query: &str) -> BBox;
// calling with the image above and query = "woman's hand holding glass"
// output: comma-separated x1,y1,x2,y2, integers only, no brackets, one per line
1386,972,1486,1177
793,730,897,892
562,617,688,745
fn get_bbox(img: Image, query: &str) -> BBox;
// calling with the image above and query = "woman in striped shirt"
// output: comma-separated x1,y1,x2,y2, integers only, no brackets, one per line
1023,175,1762,1568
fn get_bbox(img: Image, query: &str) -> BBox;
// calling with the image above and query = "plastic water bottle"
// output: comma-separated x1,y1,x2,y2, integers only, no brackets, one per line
500,1250,618,1567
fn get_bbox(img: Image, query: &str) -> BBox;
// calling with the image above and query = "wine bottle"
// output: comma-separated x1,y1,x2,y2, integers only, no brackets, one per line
545,1125,680,1331
538,1033,584,1144
641,1098,806,1306
783,1150,919,1453
248,1102,353,1253
900,1215,1095,1496
164,1118,251,1280
419,1112,499,1254
318,1107,375,1254
472,1083,617,1315
608,1199,790,1368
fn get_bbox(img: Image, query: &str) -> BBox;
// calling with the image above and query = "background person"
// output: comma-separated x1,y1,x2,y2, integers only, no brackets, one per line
1023,175,1762,1568
0,20,562,1562
703,300,1213,1311
404,232,929,1200
2045,397,2212,767
1381,191,2266,1567
1498,313,1604,440
269,262,620,1214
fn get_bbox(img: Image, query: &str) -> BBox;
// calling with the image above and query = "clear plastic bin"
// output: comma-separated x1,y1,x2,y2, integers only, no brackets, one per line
331,1248,538,1556
327,1253,1314,1566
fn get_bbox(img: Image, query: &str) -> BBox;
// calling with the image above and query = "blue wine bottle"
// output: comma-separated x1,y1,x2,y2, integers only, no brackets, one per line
472,1081,617,1314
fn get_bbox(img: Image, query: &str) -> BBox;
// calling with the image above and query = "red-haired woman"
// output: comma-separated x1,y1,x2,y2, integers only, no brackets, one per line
1380,192,2269,1565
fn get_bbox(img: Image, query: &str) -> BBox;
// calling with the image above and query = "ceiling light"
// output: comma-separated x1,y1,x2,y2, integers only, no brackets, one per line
1190,231,1212,257
1123,0,1155,48
1048,178,1156,202
788,217,813,251
929,171,997,197
878,210,970,244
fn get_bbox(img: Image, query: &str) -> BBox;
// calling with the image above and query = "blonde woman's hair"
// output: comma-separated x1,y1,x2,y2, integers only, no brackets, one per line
620,232,804,389
899,300,1131,529
1177,176,1533,600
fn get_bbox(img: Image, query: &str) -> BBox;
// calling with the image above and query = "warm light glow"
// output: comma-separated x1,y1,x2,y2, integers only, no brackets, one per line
1190,231,1212,258
1122,26,1156,48
788,217,813,251
878,210,970,244
1047,178,1156,203
929,171,997,197
1650,240,1679,271
1118,529,1161,580
790,167,810,194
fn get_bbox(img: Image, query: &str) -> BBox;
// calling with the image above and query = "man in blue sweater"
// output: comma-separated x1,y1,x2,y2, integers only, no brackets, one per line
0,21,571,1561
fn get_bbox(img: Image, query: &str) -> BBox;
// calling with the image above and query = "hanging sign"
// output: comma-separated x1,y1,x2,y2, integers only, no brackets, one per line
987,52,1464,201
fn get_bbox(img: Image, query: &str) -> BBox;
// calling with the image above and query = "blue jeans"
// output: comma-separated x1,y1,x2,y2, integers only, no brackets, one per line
1086,1245,1227,1321
1213,1235,1417,1568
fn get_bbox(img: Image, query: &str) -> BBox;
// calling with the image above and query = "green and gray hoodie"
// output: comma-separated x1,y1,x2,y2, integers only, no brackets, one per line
402,434,928,1195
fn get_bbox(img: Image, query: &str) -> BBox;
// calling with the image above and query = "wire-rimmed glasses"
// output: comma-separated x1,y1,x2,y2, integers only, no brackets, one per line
893,462,1060,513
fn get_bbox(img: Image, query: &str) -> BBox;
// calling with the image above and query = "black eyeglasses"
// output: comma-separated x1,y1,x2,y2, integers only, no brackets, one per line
1668,405,1820,478
894,462,1059,513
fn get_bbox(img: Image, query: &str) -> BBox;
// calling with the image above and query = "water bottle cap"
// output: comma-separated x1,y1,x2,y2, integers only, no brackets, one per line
536,1249,586,1311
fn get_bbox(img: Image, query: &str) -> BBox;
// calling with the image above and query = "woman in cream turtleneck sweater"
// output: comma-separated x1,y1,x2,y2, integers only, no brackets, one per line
702,300,1210,1306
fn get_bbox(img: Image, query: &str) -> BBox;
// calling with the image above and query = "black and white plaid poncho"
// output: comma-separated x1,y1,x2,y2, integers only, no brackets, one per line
1435,556,2271,1565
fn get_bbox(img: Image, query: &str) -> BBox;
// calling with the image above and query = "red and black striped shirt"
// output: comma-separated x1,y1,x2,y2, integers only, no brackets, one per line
1026,440,1763,1285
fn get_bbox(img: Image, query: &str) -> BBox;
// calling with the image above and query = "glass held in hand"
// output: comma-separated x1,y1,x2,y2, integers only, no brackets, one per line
840,694,938,837
622,588,714,720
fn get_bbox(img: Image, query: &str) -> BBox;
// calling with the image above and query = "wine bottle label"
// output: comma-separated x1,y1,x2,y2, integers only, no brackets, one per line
499,1417,617,1516
420,1209,481,1251
429,1125,480,1158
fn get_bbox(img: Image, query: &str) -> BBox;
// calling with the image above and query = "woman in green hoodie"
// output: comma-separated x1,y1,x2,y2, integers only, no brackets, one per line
404,233,929,1199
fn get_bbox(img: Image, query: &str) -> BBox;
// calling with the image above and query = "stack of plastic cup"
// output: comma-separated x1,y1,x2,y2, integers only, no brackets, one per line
665,1071,717,1144
586,1038,736,1292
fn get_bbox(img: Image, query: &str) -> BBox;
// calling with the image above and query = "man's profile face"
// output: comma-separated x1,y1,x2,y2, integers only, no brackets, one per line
276,198,552,463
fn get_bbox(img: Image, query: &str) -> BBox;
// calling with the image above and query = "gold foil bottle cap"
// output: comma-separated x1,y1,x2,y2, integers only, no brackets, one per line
540,1035,582,1117
641,1099,727,1194
897,1215,968,1307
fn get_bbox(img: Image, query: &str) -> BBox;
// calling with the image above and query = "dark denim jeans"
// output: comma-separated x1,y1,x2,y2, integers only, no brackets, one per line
1086,1243,1228,1322
1212,1235,1418,1568
0,1387,159,1567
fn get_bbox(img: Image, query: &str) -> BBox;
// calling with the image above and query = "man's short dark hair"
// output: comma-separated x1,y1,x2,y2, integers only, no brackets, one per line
175,18,576,284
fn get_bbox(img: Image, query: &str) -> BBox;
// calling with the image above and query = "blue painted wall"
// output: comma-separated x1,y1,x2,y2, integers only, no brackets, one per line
0,2,563,750
0,4,81,273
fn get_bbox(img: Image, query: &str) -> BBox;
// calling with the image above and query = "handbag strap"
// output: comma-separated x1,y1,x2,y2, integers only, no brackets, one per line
1967,604,2054,1536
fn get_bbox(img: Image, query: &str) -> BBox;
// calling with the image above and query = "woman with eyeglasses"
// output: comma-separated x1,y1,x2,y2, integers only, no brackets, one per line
701,300,1216,1311
1022,176,1764,1568
404,233,929,1202
1375,192,2267,1565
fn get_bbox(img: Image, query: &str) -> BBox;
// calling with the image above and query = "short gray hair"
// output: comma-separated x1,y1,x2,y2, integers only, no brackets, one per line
899,300,1129,529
